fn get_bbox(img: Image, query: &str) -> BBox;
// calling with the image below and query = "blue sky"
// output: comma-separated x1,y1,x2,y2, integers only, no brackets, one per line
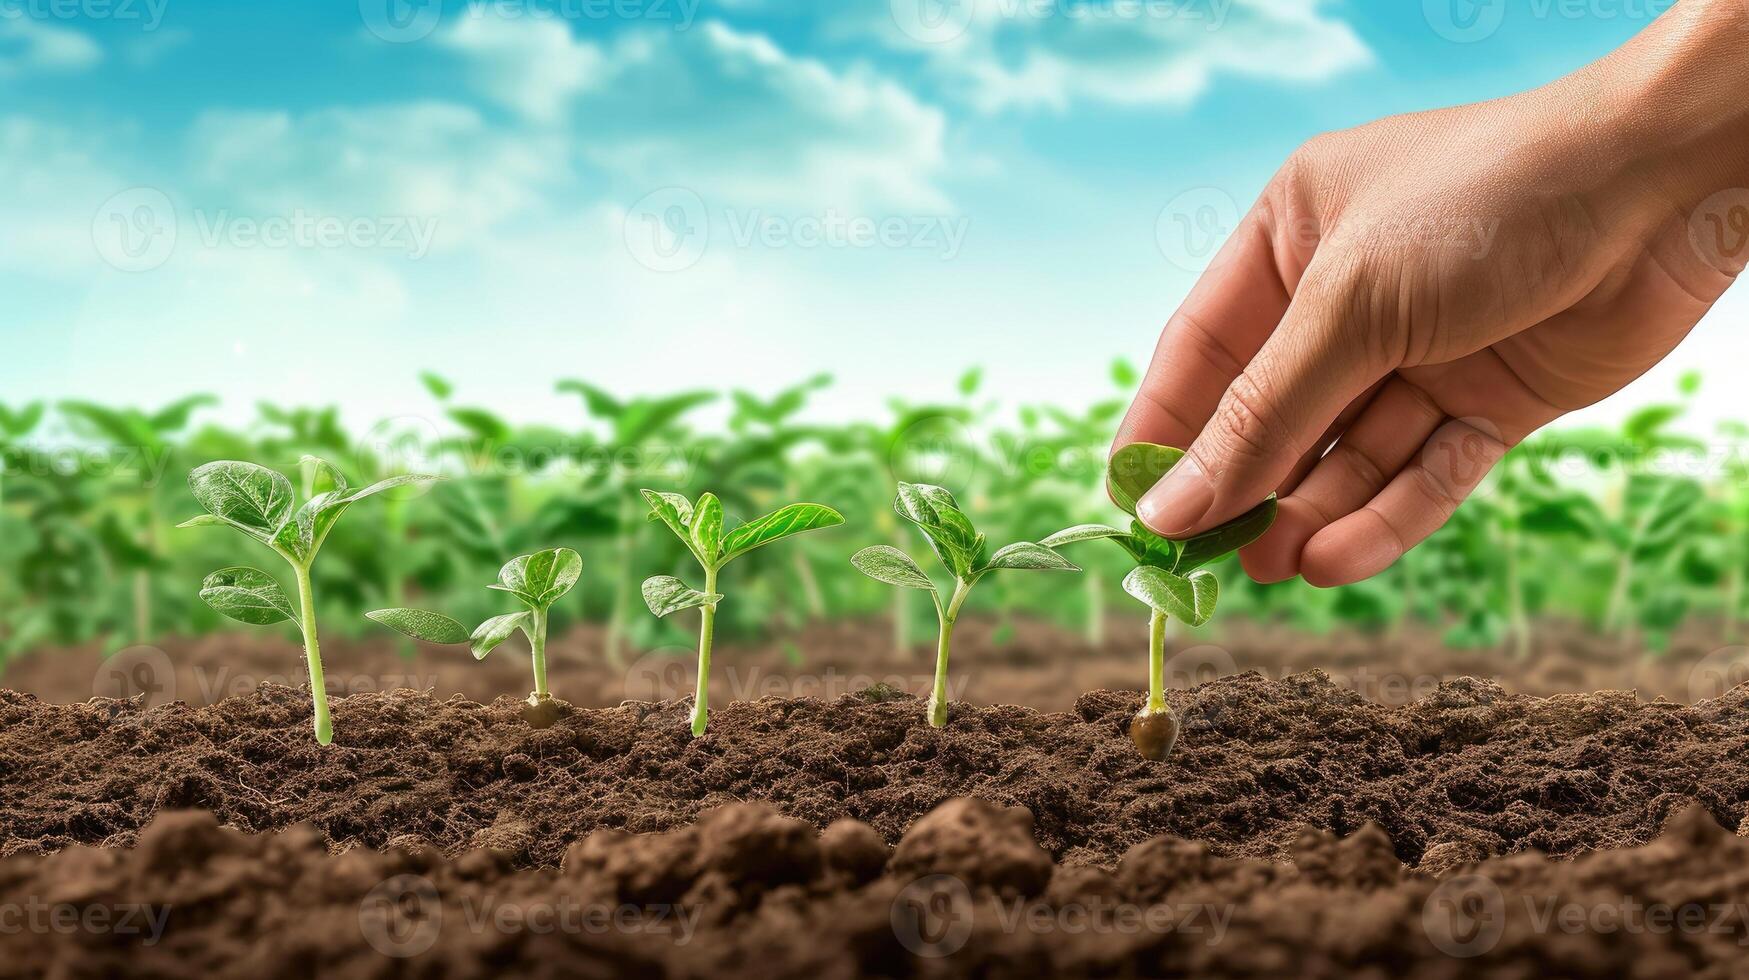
1,0,1733,434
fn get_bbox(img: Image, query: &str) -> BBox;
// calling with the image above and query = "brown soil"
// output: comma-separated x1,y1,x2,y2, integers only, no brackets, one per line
12,615,1749,715
4,673,1747,873
5,796,1747,978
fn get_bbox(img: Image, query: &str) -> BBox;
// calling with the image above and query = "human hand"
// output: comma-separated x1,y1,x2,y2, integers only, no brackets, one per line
1116,0,1749,587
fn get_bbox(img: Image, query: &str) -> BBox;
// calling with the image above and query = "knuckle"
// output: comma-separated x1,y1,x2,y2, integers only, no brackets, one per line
1327,441,1388,491
1208,371,1290,467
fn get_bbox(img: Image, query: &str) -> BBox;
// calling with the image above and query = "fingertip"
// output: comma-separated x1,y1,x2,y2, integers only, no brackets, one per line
1238,499,1321,583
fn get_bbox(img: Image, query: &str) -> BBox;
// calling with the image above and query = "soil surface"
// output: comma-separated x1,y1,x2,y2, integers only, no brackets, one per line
5,797,1746,978
4,674,1747,873
11,615,1749,714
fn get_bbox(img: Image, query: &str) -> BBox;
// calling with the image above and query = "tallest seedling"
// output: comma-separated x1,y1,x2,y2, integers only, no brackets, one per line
640,490,844,735
179,458,436,744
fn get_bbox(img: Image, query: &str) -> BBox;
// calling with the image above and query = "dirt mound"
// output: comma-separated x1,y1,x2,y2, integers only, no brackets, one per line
3,673,1748,872
5,798,1747,978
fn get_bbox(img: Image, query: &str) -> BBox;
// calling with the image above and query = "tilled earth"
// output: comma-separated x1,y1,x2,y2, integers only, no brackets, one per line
6,638,1749,976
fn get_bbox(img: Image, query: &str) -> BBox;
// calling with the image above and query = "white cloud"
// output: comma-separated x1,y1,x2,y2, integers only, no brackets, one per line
0,116,127,277
891,0,1371,112
436,9,602,123
436,15,953,213
0,18,102,77
185,102,565,250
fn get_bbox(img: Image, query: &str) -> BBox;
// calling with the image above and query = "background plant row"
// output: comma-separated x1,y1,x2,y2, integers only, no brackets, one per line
0,365,1738,666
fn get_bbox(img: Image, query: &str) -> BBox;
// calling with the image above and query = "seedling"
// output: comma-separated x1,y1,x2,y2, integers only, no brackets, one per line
1041,444,1275,760
178,457,436,744
639,490,844,735
851,482,1083,728
366,547,582,725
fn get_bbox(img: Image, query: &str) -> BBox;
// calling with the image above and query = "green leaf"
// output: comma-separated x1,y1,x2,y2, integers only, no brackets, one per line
199,567,295,626
719,502,845,564
641,489,698,558
491,547,583,608
1038,524,1129,548
300,455,350,494
1129,521,1181,569
188,461,294,540
470,611,532,660
0,403,44,438
282,471,440,562
366,608,471,645
419,372,454,400
893,483,981,577
957,367,982,396
980,542,1080,573
850,546,937,592
641,575,722,617
1106,442,1184,517
147,394,218,433
1174,496,1277,572
1123,566,1218,626
691,493,725,563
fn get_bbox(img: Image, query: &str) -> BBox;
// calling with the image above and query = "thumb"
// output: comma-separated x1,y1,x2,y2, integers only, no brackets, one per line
1137,272,1390,538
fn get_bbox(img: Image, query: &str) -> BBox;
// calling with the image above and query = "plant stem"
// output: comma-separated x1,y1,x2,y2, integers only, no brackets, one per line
927,580,972,727
530,607,549,701
1147,608,1168,714
1086,569,1105,648
293,564,331,745
691,565,719,736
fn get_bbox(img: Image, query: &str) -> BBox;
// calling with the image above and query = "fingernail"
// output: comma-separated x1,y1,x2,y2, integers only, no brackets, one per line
1137,457,1214,537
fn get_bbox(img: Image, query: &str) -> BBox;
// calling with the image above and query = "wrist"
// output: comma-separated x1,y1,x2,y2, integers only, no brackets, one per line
1581,1,1749,204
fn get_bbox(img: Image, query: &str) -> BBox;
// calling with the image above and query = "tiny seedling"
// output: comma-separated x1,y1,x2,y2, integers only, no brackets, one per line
367,547,582,726
178,457,437,744
1041,443,1275,760
852,483,1083,728
639,490,844,735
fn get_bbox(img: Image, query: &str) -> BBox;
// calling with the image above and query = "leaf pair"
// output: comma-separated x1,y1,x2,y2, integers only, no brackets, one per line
640,489,845,618
369,547,582,660
1040,442,1277,625
852,483,1078,600
180,458,435,566
183,457,438,629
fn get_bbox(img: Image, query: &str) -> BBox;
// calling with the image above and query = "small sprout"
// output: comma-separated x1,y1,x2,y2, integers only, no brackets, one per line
179,457,437,745
1041,443,1275,760
369,547,582,725
852,483,1083,728
640,490,844,735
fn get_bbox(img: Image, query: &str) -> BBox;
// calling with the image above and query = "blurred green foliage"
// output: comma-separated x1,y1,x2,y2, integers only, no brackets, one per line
0,367,1738,663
